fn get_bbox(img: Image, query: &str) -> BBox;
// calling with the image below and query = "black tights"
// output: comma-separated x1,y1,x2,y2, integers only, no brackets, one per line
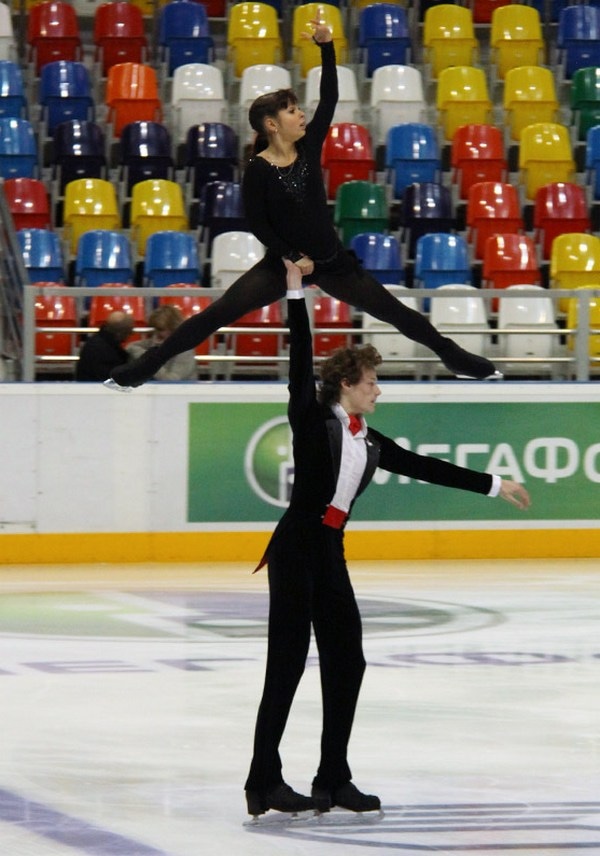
148,255,447,366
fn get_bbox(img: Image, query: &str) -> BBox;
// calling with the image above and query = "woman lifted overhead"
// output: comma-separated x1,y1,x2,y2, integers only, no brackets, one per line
105,20,498,391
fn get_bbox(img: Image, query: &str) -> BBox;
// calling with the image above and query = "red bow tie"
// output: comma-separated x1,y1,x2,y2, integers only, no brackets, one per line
348,414,362,435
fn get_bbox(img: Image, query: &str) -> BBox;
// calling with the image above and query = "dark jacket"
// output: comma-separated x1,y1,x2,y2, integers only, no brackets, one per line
76,326,130,382
258,296,493,568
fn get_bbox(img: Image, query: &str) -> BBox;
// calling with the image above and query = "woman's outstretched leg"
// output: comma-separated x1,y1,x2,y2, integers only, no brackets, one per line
106,260,286,389
316,266,498,380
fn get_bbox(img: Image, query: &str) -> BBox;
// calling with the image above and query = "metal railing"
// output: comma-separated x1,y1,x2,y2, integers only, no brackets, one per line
20,283,600,383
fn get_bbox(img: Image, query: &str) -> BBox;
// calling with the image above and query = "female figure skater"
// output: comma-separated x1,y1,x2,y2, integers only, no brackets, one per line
106,21,497,391
244,260,528,819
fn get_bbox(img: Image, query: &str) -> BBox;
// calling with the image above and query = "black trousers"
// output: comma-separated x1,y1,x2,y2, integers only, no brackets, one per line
144,250,447,367
244,525,366,794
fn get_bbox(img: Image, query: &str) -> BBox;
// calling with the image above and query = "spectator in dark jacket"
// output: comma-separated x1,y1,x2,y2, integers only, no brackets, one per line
76,311,134,382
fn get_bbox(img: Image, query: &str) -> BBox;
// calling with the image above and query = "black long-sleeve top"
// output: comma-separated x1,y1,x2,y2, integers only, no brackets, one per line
242,41,339,263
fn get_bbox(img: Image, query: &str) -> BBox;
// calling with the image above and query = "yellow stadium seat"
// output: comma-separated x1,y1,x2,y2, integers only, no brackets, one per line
436,66,492,141
292,3,348,77
227,2,282,79
550,233,600,312
62,178,121,254
518,122,575,200
566,286,600,362
130,179,188,256
503,66,559,143
423,4,478,79
490,4,544,80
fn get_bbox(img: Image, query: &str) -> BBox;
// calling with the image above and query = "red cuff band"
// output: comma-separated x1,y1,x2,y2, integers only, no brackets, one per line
322,505,348,529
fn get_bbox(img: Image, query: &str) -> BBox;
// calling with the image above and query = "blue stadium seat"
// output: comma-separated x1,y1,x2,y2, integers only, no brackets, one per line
184,122,239,199
144,230,201,288
52,119,106,193
349,232,404,285
199,180,247,251
385,123,440,198
158,0,215,76
0,117,37,178
119,120,174,195
400,181,454,258
557,5,600,79
17,228,65,283
0,60,26,119
414,232,471,308
74,229,134,289
357,5,411,78
39,60,94,135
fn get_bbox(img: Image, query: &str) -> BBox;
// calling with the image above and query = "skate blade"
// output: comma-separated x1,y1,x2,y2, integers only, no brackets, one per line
103,378,134,393
245,807,385,829
243,808,316,828
455,370,504,381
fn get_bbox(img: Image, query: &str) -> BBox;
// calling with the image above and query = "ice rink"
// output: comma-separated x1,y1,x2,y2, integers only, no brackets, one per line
0,558,598,856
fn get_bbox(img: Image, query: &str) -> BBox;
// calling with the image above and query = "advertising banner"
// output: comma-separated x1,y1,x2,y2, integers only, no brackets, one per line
188,401,600,524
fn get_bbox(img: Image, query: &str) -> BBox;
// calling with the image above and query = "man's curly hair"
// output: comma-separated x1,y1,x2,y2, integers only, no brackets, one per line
318,345,382,407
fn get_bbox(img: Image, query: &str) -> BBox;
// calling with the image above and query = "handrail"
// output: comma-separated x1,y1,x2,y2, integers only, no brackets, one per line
20,284,600,382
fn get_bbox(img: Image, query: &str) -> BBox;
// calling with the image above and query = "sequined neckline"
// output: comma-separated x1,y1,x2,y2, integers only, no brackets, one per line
267,153,308,202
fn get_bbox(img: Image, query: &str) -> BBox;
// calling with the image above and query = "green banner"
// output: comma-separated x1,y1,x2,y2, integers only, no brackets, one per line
188,402,600,523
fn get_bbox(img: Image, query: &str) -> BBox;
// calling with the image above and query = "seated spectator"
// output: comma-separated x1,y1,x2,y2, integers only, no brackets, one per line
127,305,197,381
76,311,134,381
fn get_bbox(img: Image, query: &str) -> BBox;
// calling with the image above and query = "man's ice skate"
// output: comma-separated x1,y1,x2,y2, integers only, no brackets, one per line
105,345,162,390
437,339,502,380
245,783,315,822
311,781,383,816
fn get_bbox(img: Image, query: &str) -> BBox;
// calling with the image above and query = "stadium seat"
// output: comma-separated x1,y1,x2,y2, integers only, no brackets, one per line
74,229,134,289
349,232,403,285
533,182,591,259
466,180,524,259
313,294,353,357
423,4,478,78
385,122,440,199
170,62,227,142
518,122,575,200
62,178,121,254
210,230,265,288
490,4,544,80
570,66,600,143
585,124,600,200
130,178,188,256
306,64,359,126
0,3,15,63
400,181,454,258
4,177,51,230
482,233,541,310
93,1,147,77
158,0,215,76
565,285,600,365
35,284,78,361
39,60,94,135
51,119,106,194
199,180,246,252
557,5,600,80
0,60,26,119
429,284,490,369
498,284,560,374
450,123,507,201
226,302,284,377
227,2,282,79
27,1,82,75
550,232,600,311
333,180,388,247
357,4,411,78
321,122,375,200
17,228,65,283
144,230,201,288
292,3,347,77
369,64,426,146
503,65,559,143
436,65,492,141
0,117,37,179
88,284,146,339
361,285,421,376
118,120,174,196
414,233,472,299
184,122,239,199
105,62,162,138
